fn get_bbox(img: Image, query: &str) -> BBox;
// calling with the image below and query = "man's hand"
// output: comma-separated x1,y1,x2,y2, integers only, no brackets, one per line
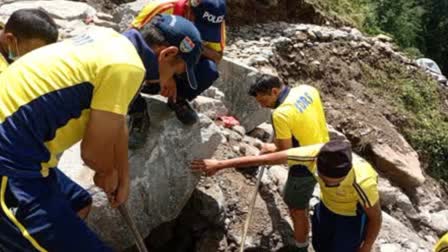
260,143,277,154
202,46,223,63
191,159,221,176
94,170,118,195
110,174,130,208
357,242,373,252
160,77,177,101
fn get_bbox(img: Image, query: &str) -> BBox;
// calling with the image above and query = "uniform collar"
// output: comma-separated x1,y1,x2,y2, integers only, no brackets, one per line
274,86,290,108
122,28,159,81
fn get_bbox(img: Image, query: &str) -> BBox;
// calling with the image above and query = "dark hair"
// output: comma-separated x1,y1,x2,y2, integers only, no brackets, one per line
5,8,58,44
140,17,169,47
248,74,283,96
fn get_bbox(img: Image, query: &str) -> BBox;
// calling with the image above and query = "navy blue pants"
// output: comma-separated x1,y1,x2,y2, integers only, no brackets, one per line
129,58,219,114
0,168,113,252
312,202,367,252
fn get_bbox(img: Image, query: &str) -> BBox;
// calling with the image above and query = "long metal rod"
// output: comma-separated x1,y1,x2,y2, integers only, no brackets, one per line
118,204,149,252
239,164,267,252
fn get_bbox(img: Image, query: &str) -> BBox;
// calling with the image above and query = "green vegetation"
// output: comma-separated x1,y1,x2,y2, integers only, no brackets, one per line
360,61,448,180
311,0,448,71
308,0,448,179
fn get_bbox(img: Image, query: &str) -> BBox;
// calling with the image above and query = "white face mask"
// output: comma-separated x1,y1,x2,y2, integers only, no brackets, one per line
7,39,20,61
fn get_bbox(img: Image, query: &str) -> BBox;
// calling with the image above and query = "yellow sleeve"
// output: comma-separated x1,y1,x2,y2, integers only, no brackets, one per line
286,144,322,168
91,64,145,115
0,54,9,74
434,233,448,252
355,175,379,208
131,1,175,29
272,108,292,140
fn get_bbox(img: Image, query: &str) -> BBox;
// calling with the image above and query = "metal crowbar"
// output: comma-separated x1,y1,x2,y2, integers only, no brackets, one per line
118,204,149,252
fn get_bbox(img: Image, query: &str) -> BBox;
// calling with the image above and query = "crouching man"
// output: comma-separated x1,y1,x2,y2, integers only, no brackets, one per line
192,140,382,252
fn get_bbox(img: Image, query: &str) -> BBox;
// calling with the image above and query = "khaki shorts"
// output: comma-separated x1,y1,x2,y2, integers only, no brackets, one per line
283,165,316,209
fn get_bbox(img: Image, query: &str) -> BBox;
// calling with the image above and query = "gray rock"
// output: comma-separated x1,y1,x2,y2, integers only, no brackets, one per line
267,165,288,194
195,184,226,226
375,34,393,42
213,58,271,132
114,0,149,32
379,243,403,252
0,0,96,21
327,124,347,141
429,210,448,235
378,212,432,252
201,87,225,101
295,31,308,41
371,141,425,188
247,55,269,66
193,96,228,120
232,125,246,136
59,96,223,250
248,122,273,142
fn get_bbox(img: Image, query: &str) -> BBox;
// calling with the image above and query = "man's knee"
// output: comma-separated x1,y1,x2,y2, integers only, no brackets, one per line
289,208,309,220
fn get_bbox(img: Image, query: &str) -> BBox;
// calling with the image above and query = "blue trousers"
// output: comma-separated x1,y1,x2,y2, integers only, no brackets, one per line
0,168,113,252
312,202,367,252
129,58,219,114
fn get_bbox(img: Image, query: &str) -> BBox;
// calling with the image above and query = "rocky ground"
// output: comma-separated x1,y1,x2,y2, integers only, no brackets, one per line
1,0,447,251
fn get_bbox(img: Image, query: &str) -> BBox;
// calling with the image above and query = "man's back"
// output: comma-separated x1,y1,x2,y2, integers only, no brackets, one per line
273,85,329,147
0,27,145,179
287,145,379,216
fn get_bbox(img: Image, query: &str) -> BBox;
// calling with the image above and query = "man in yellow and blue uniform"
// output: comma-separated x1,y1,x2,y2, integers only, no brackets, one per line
248,74,329,251
287,142,382,252
191,140,383,252
0,8,58,73
128,0,226,134
0,14,202,251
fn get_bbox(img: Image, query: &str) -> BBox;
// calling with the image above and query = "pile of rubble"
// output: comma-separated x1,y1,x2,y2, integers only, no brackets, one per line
1,0,446,251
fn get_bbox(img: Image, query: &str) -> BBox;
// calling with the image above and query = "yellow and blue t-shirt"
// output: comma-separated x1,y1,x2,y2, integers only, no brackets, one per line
0,53,8,74
131,0,226,52
435,233,448,252
272,85,329,147
0,27,145,178
287,144,380,216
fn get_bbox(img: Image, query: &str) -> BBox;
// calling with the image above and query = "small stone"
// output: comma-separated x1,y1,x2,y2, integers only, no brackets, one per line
232,125,246,136
375,34,393,42
295,31,308,41
360,41,372,49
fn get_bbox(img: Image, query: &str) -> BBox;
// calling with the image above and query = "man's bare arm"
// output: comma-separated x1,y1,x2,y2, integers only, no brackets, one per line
81,109,127,203
191,150,289,175
360,202,382,251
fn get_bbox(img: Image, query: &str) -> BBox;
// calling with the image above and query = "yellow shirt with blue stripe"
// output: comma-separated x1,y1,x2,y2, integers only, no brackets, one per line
272,85,329,147
131,0,226,52
0,27,145,178
287,144,380,216
0,53,8,74
435,233,448,252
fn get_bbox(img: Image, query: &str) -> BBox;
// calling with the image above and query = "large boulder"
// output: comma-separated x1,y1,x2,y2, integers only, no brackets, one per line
0,0,96,21
214,57,271,132
0,0,119,38
59,96,223,250
370,129,425,188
